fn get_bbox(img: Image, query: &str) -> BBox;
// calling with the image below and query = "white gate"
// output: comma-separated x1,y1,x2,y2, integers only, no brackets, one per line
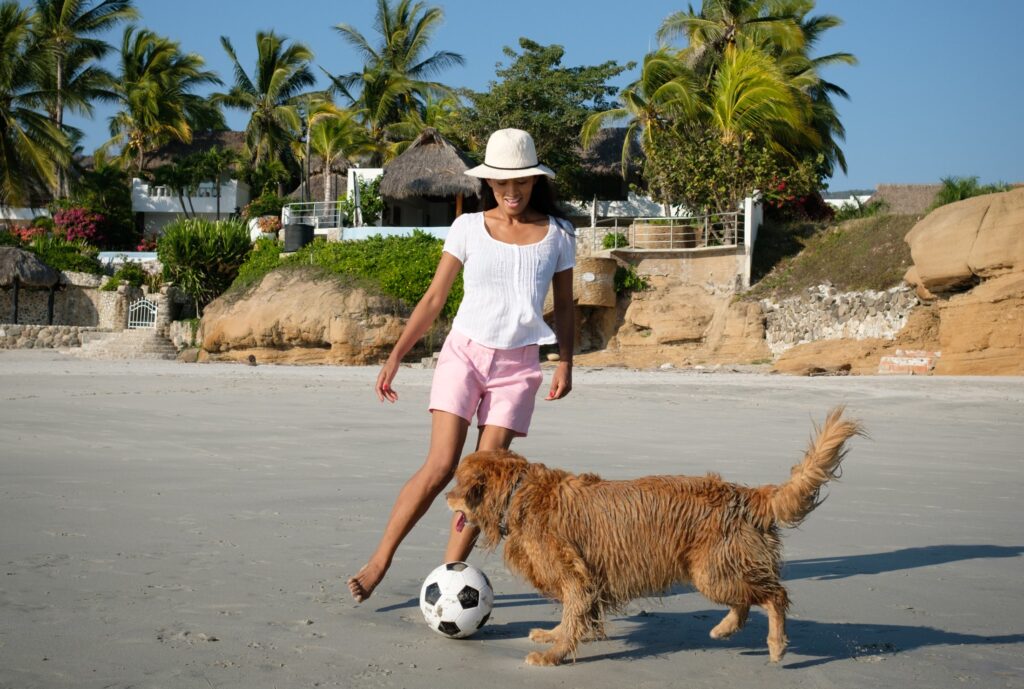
127,297,157,329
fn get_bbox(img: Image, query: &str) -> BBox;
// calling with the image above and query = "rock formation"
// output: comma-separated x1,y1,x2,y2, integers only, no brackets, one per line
199,268,408,365
777,188,1024,375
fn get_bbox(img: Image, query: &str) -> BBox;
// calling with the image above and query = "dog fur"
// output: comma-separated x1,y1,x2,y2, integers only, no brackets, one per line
446,407,863,666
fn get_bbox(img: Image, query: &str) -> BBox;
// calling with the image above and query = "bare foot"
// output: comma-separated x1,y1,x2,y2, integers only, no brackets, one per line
347,561,386,603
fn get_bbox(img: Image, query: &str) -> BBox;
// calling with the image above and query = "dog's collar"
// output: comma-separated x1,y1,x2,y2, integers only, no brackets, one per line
498,475,524,537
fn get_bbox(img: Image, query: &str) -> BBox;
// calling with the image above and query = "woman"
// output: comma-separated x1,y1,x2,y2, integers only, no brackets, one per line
348,128,576,602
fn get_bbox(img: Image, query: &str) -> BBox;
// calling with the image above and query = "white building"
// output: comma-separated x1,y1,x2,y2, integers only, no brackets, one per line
131,178,251,236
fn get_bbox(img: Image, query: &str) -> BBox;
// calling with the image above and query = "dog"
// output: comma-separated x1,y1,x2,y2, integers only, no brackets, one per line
446,407,863,666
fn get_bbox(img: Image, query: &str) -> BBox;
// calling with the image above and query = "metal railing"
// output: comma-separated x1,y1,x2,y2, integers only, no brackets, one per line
581,212,743,254
281,201,345,230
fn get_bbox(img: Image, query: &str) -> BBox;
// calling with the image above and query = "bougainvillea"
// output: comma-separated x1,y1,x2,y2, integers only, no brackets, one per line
53,207,107,245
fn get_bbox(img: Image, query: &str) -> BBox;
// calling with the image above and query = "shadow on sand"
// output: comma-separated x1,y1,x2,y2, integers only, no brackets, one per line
784,544,1024,581
377,543,1023,664
568,609,1024,666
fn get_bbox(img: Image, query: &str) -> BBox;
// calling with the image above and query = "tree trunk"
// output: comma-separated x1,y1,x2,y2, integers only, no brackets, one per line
55,55,67,199
11,278,19,324
177,192,190,218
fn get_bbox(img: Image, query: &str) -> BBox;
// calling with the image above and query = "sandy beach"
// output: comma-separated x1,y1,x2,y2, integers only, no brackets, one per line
1,350,1022,689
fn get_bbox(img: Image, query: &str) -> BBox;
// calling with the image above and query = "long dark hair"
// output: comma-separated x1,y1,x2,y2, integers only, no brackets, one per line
481,176,569,223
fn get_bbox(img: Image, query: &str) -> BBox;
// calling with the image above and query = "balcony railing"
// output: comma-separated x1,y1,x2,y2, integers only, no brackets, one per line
281,201,346,231
581,212,744,254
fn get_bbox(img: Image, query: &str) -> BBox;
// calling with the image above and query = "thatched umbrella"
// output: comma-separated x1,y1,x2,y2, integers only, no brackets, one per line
0,246,61,324
380,128,480,216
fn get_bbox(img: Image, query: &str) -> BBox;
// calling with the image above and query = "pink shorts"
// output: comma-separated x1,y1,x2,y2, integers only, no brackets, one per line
428,330,544,437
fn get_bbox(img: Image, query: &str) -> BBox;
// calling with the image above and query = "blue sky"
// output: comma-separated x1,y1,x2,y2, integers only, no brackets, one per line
65,0,1024,191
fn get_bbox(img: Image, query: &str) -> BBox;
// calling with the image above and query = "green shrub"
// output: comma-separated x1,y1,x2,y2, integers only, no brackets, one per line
31,216,55,232
602,232,628,249
242,193,287,220
158,218,251,314
833,198,888,222
112,260,148,288
100,276,120,291
230,230,464,318
338,176,384,226
930,176,1010,210
232,237,284,290
26,235,103,274
0,229,22,247
614,265,650,294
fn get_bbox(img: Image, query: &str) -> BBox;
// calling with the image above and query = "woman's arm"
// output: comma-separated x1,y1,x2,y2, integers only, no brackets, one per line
376,252,463,402
545,267,574,401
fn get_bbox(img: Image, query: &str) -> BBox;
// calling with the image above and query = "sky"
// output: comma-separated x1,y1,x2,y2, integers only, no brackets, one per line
64,0,1024,192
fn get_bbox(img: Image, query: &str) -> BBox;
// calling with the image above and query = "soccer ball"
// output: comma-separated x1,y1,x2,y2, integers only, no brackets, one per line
419,561,494,638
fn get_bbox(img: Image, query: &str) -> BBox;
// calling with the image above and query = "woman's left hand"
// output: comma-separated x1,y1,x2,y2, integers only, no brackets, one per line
545,362,572,400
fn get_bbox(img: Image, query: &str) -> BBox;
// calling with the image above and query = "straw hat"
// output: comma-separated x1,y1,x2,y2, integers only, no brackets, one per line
464,128,555,179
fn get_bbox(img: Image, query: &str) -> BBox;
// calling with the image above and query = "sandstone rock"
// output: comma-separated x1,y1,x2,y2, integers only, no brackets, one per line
933,272,1024,375
615,278,718,347
969,187,1024,278
200,269,409,365
773,338,889,376
905,187,1024,292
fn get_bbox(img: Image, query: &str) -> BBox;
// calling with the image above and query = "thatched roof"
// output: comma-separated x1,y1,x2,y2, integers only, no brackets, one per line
869,184,942,215
0,247,60,288
144,130,247,171
288,170,349,201
380,128,480,200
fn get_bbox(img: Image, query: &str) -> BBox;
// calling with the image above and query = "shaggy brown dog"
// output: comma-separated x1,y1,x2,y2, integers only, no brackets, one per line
446,407,863,666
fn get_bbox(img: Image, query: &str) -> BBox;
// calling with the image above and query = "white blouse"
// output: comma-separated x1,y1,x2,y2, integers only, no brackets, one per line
443,212,576,349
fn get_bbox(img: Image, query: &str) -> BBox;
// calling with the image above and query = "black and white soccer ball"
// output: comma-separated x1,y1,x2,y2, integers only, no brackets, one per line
419,561,494,638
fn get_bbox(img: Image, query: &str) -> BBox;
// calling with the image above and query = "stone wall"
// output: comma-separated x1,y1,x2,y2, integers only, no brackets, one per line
167,319,198,350
0,272,177,355
0,271,134,329
0,324,100,349
761,284,919,356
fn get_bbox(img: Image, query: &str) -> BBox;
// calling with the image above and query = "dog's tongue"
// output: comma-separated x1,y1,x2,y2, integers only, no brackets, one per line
455,512,466,533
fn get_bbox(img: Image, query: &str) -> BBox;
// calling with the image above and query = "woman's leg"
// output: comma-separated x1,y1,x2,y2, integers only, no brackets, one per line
442,424,518,562
348,411,470,602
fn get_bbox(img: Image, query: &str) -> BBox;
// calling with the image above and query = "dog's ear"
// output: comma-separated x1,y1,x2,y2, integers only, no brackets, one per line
465,476,486,509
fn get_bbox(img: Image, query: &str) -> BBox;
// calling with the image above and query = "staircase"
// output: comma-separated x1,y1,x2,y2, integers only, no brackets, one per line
73,327,179,360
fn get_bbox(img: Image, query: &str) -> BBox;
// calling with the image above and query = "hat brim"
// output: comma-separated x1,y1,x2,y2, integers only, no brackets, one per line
464,163,556,180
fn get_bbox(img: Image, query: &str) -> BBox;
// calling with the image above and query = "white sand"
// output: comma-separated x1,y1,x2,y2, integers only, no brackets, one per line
1,350,1022,689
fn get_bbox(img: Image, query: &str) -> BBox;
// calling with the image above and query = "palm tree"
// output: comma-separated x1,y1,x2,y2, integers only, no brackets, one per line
383,93,463,158
770,2,856,176
215,31,316,187
657,0,802,81
198,146,239,219
660,0,854,176
31,0,137,196
0,1,71,208
707,45,815,150
581,48,701,177
328,0,464,162
306,109,375,203
103,26,223,173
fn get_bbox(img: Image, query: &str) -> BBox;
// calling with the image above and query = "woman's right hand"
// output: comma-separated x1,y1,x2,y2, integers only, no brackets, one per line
375,358,400,403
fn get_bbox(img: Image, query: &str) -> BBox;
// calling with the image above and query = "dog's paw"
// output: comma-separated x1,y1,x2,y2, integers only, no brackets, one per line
525,651,562,667
709,622,739,640
528,627,559,644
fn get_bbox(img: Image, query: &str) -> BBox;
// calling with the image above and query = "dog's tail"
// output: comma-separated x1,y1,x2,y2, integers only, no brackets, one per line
764,407,864,528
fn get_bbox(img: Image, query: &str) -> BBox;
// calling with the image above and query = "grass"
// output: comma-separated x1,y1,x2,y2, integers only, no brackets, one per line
743,214,921,301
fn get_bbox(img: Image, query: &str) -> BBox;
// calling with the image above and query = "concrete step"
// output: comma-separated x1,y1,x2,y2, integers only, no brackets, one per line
74,328,179,360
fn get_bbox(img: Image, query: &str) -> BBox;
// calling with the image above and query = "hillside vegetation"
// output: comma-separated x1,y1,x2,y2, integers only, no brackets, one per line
744,214,920,301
